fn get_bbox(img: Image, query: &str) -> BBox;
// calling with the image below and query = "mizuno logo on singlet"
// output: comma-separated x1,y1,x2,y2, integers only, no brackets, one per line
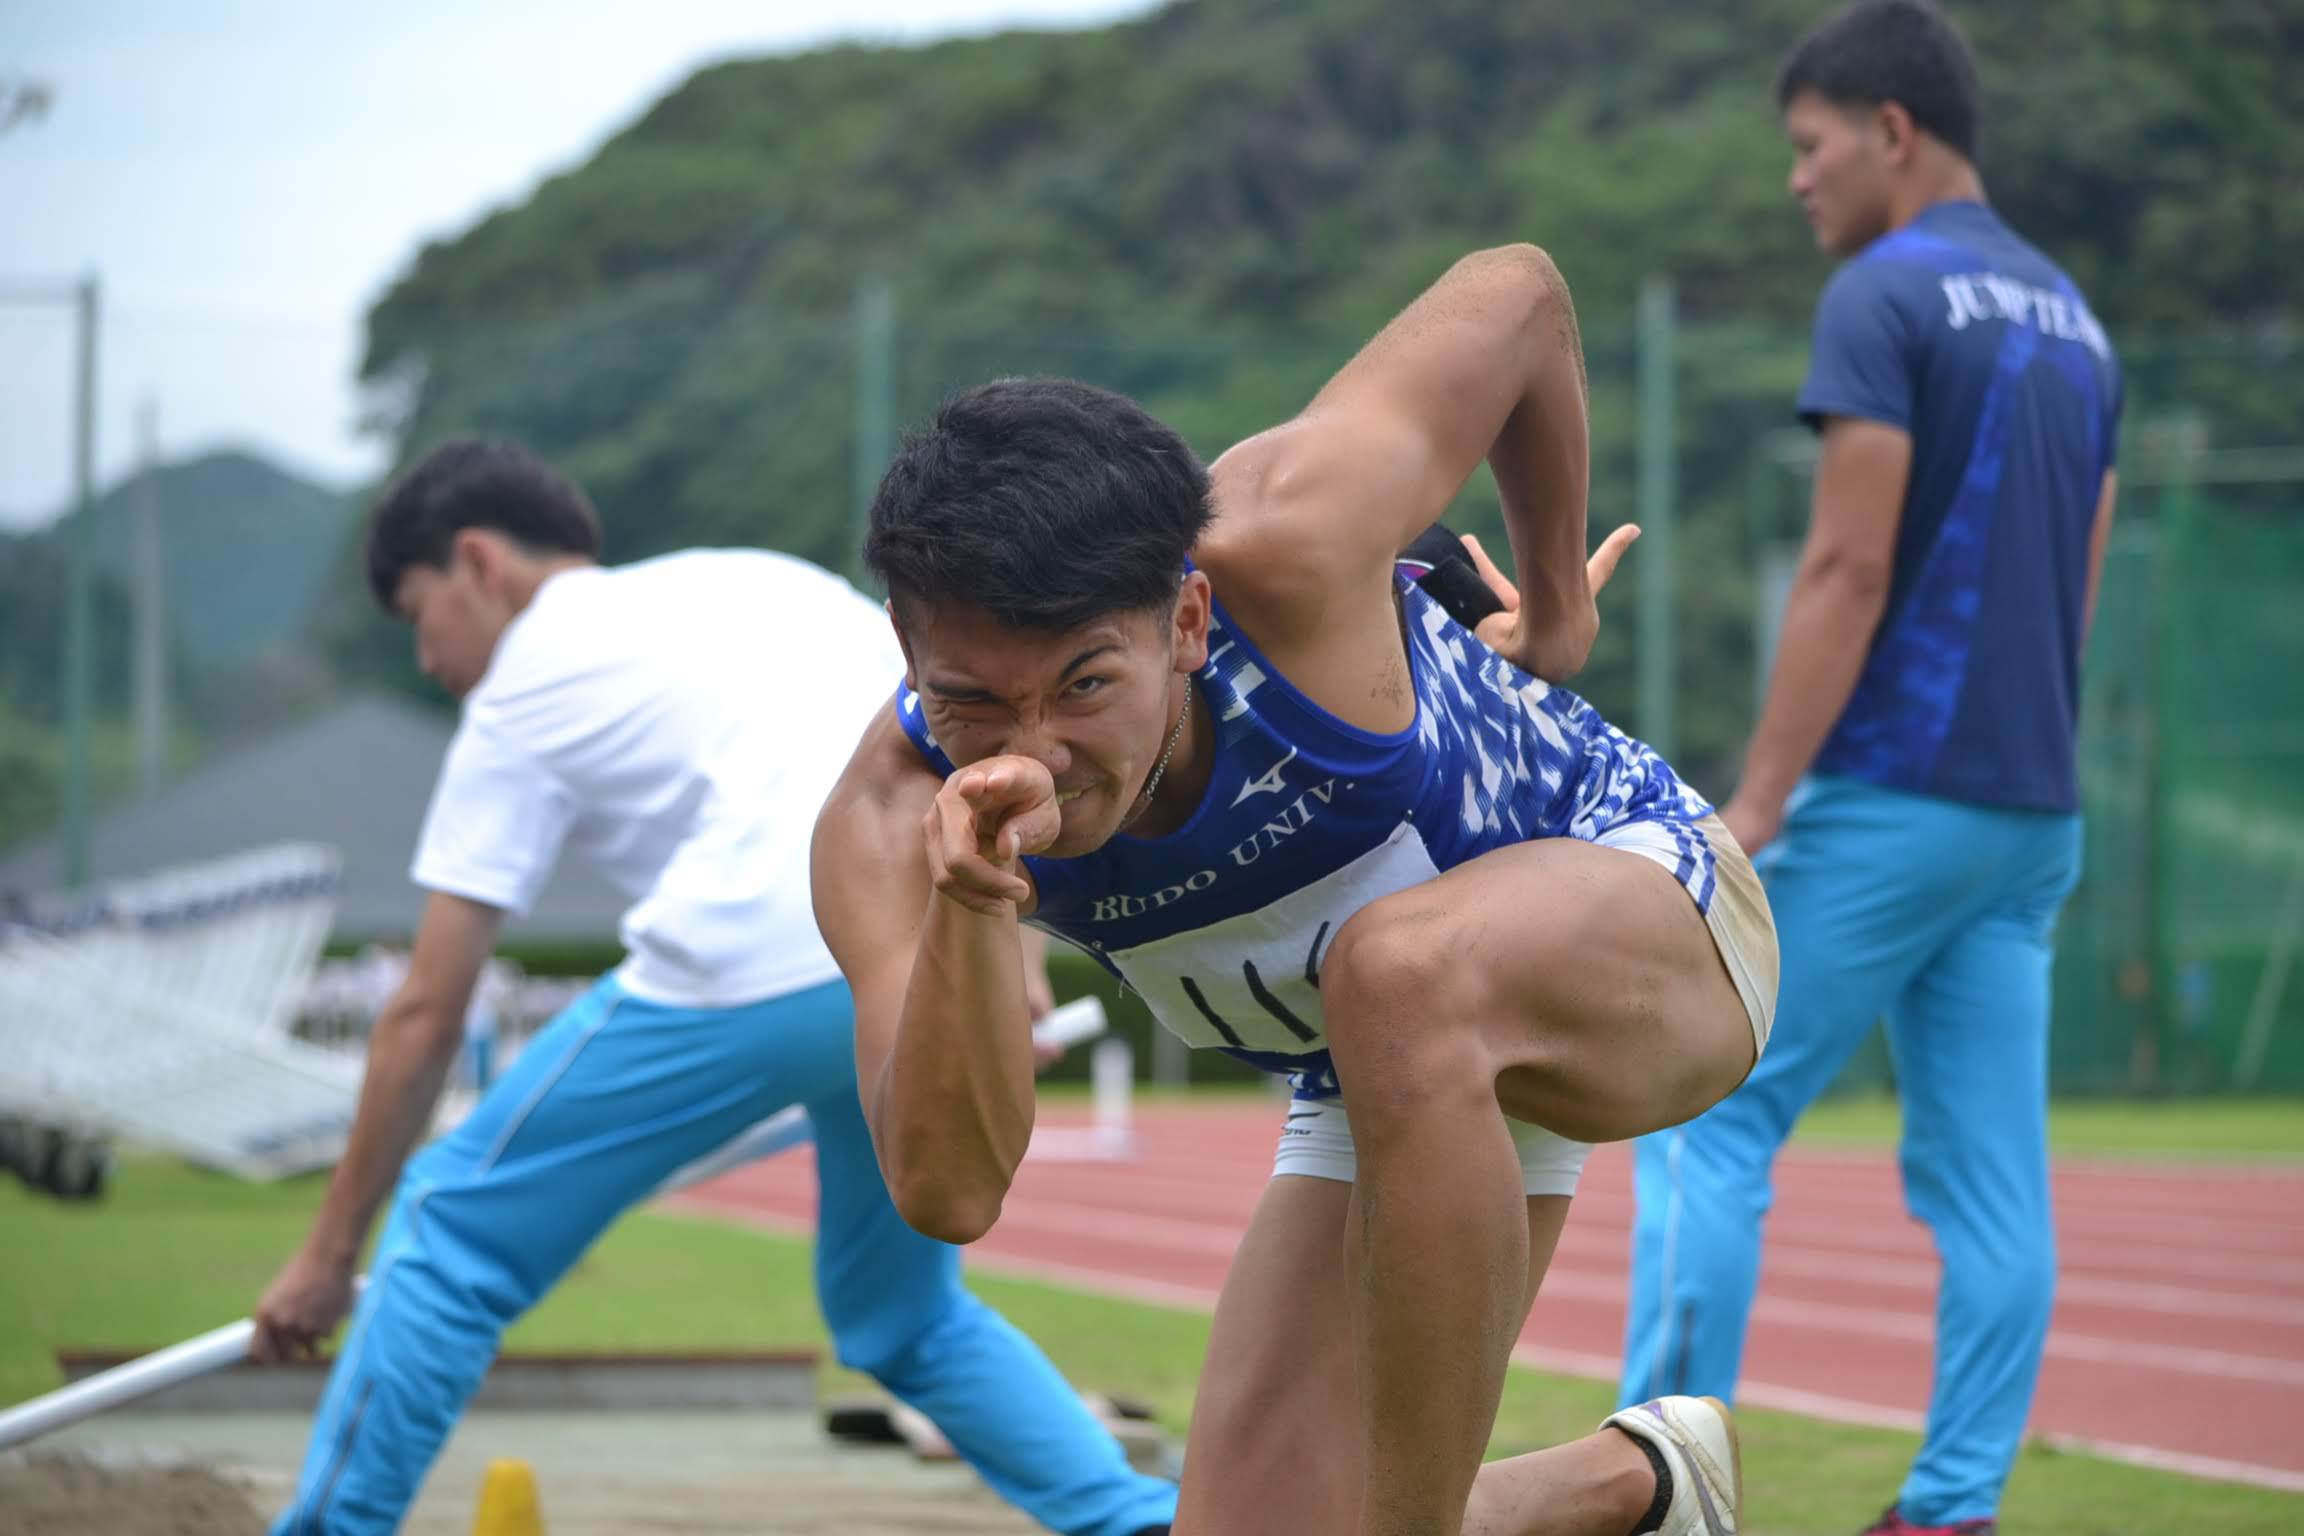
1230,745,1299,807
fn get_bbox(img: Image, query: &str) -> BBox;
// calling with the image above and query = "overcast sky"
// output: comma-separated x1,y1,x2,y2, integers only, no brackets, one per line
0,0,1157,528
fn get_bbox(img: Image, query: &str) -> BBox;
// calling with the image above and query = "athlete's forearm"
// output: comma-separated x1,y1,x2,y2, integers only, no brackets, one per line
1485,254,1593,638
1736,556,1890,809
876,893,1039,1244
302,1000,463,1265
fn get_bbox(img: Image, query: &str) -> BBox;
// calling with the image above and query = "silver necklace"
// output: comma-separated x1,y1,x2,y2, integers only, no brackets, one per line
1125,676,1192,827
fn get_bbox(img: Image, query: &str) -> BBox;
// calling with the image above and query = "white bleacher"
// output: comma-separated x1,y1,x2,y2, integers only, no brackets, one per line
0,844,356,1180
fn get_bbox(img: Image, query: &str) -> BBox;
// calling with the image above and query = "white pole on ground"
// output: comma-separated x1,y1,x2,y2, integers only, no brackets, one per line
0,1319,256,1450
0,1277,364,1452
1091,1037,1134,1155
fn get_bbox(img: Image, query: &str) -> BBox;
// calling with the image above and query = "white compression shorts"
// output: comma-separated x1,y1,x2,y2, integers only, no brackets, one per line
1261,812,1777,1201
1271,1094,1593,1198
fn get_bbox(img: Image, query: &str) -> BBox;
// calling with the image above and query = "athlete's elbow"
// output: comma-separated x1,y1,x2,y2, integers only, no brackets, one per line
1458,241,1561,286
873,1112,1007,1242
1454,244,1570,324
866,1071,1018,1242
890,1171,1004,1246
1803,543,1894,606
372,993,465,1062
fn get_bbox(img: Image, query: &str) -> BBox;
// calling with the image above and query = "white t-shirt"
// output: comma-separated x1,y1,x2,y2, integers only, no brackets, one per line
411,549,901,1008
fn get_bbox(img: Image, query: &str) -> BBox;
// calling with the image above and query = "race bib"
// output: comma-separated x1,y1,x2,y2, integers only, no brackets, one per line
1112,822,1441,1052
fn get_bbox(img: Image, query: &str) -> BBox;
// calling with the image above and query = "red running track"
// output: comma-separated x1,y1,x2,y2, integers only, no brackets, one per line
674,1098,2304,1494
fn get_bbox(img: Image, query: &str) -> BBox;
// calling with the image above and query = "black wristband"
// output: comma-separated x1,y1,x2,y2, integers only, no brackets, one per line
1400,522,1505,630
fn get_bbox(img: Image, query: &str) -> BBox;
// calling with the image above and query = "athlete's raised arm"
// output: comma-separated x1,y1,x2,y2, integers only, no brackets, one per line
1202,244,1626,686
812,708,1044,1243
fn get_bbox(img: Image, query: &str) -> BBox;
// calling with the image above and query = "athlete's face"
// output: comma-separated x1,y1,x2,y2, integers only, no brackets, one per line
898,575,1212,858
392,534,518,699
1783,90,1898,258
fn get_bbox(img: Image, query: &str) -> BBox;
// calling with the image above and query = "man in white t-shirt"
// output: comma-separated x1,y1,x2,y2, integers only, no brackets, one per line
248,438,1177,1536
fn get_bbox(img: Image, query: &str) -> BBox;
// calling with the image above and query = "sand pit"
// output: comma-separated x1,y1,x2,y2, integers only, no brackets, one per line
0,1451,265,1535
17,1412,1085,1534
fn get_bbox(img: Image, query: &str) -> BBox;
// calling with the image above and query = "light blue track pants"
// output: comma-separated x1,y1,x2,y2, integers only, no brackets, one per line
1620,776,2081,1525
273,976,1176,1536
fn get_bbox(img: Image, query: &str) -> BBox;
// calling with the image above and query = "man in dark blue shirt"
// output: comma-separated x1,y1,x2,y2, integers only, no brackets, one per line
1619,5,2122,1533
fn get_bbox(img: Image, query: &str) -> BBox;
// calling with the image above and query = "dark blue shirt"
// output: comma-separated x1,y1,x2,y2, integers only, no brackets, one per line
1798,200,2121,814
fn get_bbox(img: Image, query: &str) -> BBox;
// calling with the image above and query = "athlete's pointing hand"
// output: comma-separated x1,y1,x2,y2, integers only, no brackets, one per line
925,755,1061,915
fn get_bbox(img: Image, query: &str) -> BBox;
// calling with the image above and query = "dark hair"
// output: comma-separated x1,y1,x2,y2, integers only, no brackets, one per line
866,378,1214,631
364,437,602,611
1777,0,1981,163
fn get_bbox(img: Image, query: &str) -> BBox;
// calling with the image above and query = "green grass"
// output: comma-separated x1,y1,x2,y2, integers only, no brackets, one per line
5,1157,2299,1533
1795,1095,2304,1162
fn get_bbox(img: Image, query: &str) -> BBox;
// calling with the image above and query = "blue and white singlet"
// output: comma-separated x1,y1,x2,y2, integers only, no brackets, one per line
895,571,1716,1100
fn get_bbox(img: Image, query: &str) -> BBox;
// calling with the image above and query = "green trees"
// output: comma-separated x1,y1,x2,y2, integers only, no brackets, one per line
333,0,2296,787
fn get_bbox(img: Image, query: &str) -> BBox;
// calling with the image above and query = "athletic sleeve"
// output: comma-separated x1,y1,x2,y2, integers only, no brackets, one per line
409,709,577,916
1797,262,1917,434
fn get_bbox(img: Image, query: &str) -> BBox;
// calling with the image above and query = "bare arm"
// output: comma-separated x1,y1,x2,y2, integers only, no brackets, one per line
812,713,1049,1244
251,891,500,1359
1721,417,1911,853
2084,470,2119,642
1202,244,1613,682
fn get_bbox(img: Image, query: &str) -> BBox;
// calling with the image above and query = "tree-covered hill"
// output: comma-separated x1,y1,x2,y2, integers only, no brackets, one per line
334,0,2302,785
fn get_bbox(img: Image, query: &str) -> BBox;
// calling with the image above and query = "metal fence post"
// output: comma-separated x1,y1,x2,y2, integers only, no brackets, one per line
61,274,101,887
852,276,896,589
1636,275,1678,758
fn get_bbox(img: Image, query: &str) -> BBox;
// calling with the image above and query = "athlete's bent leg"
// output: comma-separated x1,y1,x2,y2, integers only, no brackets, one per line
1320,837,1757,1536
1622,788,1923,1407
809,1020,1176,1536
1887,811,2078,1527
272,980,800,1536
1172,1175,1364,1536
1174,1165,1658,1536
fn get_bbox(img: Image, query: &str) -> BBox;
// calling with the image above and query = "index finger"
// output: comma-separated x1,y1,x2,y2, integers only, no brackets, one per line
957,760,1037,808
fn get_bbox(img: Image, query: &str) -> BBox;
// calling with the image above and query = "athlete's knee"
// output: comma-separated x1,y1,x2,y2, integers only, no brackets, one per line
1322,892,1500,1044
1899,1141,2052,1243
1952,1223,2057,1327
829,1316,928,1382
1322,901,1498,1122
827,1283,975,1383
1325,890,1459,1001
2006,1237,2057,1316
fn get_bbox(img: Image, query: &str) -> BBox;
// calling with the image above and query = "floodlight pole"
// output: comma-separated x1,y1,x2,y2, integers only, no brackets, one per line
63,274,101,885
852,275,896,589
0,273,104,886
1635,275,1678,759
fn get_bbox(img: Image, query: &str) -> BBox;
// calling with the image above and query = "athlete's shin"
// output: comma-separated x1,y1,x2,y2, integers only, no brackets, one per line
1323,926,1530,1535
1339,1086,1528,1536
